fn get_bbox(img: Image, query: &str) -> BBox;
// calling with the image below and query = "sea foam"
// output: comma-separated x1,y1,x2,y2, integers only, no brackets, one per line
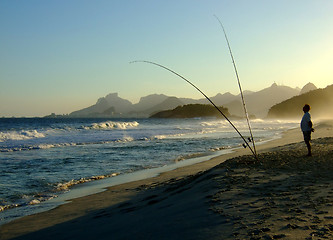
56,173,120,191
84,121,139,130
0,130,45,142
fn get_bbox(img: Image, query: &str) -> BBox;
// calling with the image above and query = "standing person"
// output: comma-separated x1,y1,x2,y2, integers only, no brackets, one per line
300,104,314,156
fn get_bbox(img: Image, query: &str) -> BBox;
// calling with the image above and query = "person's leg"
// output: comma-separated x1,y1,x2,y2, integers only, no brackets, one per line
303,131,312,156
305,139,311,156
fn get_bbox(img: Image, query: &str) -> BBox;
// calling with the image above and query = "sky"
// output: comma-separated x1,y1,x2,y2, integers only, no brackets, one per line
1,0,333,117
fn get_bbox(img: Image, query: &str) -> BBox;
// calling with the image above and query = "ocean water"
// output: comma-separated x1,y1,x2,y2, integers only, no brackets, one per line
0,117,298,224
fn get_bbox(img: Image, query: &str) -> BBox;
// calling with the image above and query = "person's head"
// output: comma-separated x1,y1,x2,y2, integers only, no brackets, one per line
303,104,310,113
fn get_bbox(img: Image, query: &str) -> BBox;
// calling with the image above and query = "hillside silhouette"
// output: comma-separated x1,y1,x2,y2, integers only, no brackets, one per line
267,84,333,119
150,104,230,119
63,83,309,118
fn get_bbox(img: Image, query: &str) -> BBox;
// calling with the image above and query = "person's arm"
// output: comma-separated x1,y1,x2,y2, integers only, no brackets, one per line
309,120,314,132
308,121,312,128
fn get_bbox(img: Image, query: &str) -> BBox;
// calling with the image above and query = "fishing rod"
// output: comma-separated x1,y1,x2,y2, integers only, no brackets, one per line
214,15,257,157
130,60,257,159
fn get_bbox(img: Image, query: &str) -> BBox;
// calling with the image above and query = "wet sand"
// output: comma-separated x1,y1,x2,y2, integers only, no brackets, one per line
1,120,332,240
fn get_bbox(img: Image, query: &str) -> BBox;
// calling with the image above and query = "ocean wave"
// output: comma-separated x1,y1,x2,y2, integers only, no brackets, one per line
83,121,139,130
56,173,120,191
0,130,45,142
0,203,20,212
0,137,137,152
0,194,57,213
152,135,167,140
151,133,185,140
209,146,232,152
200,119,299,131
174,152,208,162
116,136,134,142
0,172,121,213
200,120,232,129
0,143,78,152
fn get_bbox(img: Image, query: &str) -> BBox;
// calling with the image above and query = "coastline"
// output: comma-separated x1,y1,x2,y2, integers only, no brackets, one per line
1,120,332,239
0,147,235,227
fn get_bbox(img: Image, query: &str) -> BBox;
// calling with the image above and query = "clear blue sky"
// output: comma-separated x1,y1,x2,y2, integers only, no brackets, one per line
1,0,333,117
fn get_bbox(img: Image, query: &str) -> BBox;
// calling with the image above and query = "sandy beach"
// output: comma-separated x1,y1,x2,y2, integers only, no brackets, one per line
1,120,332,240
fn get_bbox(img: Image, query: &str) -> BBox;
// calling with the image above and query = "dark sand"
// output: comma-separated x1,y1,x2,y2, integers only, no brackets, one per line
1,121,332,240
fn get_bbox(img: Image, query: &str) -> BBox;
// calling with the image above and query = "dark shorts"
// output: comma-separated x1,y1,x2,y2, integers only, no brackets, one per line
303,131,311,142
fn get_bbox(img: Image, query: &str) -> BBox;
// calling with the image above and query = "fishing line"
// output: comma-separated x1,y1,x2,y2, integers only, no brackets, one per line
130,60,257,158
214,15,257,157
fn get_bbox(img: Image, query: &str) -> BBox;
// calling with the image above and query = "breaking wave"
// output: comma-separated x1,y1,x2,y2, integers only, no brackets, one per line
0,143,78,152
83,121,139,130
0,172,120,213
56,173,120,191
0,130,45,142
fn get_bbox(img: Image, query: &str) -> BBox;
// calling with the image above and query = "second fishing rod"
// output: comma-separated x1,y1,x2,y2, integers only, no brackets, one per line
214,15,257,157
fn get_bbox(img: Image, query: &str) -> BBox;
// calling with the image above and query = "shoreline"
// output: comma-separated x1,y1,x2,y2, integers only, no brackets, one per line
1,120,332,239
0,118,290,221
0,147,235,226
0,119,285,226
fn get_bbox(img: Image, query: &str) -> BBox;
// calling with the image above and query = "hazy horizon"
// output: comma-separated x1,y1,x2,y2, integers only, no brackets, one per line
1,1,333,117
0,82,322,118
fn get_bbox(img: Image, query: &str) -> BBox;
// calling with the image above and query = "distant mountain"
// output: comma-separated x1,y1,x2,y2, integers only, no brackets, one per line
133,94,169,112
299,82,317,95
69,93,131,117
145,97,184,116
67,83,315,118
224,83,300,118
210,92,237,106
70,98,111,117
104,93,133,113
267,84,333,119
150,104,230,118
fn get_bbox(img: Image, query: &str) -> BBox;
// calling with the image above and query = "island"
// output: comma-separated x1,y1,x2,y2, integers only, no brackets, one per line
150,104,230,118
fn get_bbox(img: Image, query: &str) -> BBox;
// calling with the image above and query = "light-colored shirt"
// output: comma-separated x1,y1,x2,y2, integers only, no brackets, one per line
300,112,312,132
